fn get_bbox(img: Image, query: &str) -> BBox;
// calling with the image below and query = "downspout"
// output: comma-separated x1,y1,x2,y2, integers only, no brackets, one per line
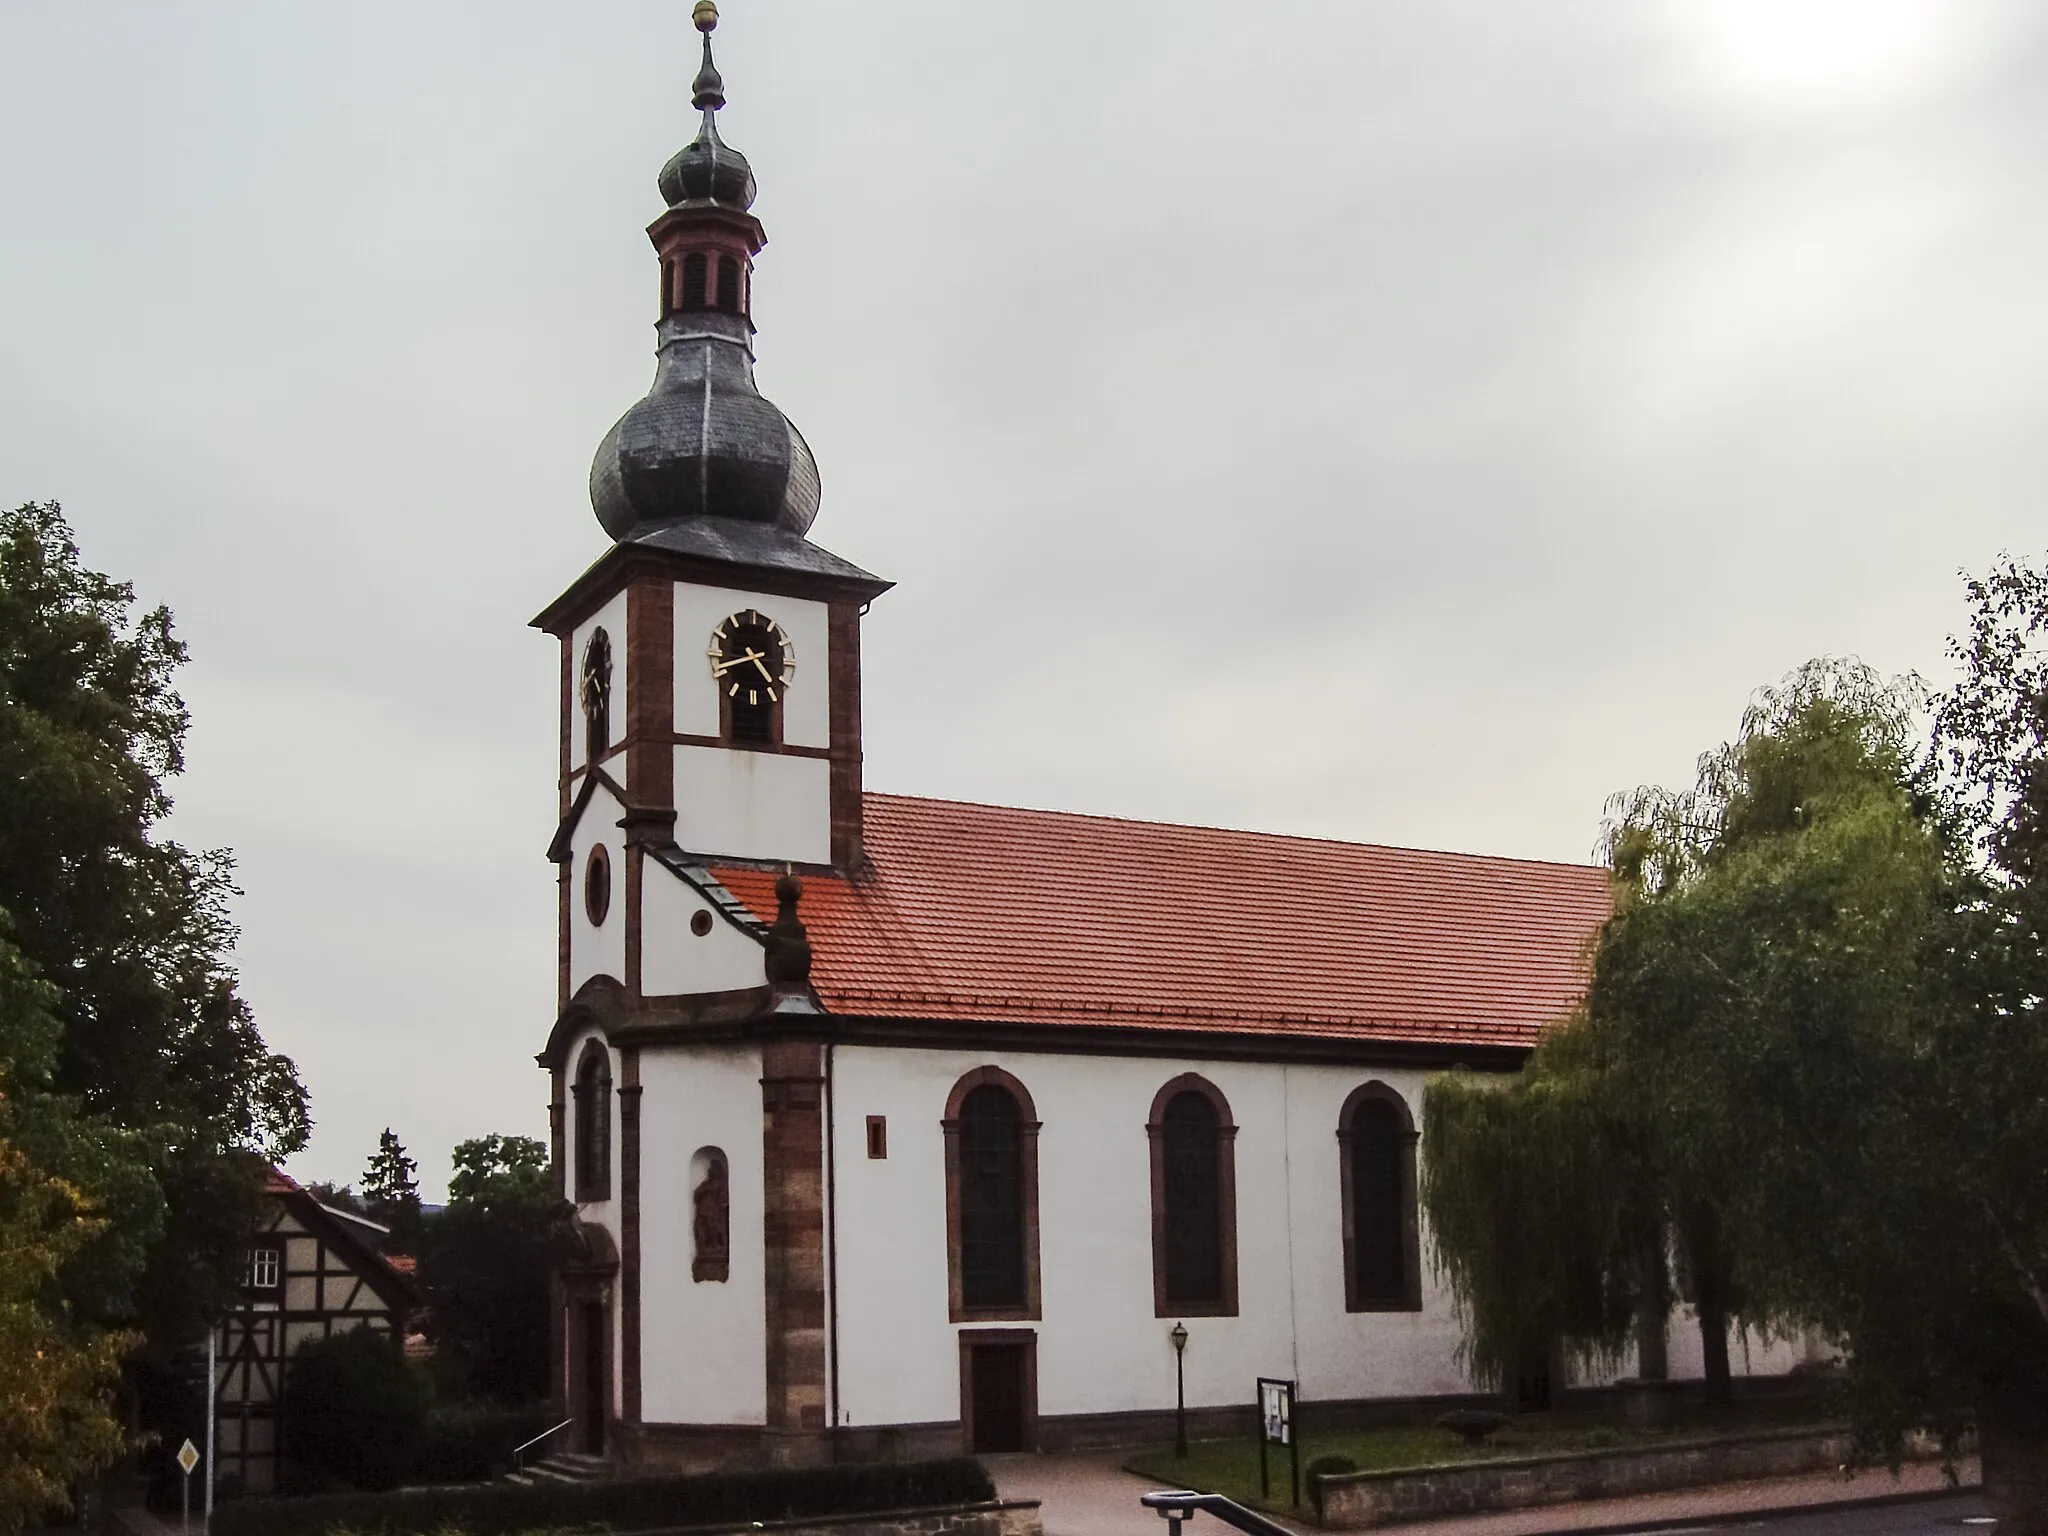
825,1039,842,1458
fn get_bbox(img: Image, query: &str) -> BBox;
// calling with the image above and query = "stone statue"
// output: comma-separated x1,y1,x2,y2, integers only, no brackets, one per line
692,1153,730,1283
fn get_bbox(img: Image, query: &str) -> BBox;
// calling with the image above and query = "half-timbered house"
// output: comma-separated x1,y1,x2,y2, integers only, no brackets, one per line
211,1167,418,1494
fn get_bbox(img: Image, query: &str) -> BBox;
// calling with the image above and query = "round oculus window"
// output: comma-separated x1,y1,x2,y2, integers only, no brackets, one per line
584,845,612,926
690,910,714,937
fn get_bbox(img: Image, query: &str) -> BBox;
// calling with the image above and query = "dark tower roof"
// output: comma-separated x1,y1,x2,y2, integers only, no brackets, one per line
589,1,821,542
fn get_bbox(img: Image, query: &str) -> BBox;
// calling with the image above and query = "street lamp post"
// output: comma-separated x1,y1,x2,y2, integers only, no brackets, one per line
1170,1321,1189,1459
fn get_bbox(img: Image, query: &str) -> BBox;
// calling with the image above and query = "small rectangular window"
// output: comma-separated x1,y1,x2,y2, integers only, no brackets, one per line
243,1247,280,1289
866,1115,888,1160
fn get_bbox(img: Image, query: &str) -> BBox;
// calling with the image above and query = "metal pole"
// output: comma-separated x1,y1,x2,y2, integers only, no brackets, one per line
180,1469,189,1536
1174,1347,1187,1458
1290,1381,1301,1508
204,1325,217,1527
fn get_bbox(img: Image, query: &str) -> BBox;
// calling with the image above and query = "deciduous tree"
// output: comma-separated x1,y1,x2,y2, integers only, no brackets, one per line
416,1135,571,1402
0,500,307,1347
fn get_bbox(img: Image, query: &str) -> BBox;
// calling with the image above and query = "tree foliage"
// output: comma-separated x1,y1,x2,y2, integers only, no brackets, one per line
1426,624,2048,1533
0,921,141,1534
361,1130,421,1246
0,501,309,1352
416,1136,571,1402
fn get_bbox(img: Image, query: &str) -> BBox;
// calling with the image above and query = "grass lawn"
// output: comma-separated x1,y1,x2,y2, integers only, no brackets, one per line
1124,1396,1836,1514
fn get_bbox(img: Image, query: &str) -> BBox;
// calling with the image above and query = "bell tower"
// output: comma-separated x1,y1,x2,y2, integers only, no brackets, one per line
535,0,890,925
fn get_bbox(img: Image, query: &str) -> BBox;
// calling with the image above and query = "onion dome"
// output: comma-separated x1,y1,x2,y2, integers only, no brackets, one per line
589,1,821,541
657,8,757,211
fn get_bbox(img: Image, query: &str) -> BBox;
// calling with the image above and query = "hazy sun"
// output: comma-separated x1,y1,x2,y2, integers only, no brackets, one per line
1688,0,1966,106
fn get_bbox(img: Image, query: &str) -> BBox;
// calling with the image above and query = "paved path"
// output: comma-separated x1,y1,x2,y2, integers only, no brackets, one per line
989,1453,1980,1536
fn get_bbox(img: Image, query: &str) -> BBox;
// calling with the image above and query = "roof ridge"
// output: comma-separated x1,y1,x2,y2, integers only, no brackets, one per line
860,790,1608,876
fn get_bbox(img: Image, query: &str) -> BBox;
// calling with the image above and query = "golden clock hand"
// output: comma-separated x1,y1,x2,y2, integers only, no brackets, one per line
712,649,765,676
749,653,776,682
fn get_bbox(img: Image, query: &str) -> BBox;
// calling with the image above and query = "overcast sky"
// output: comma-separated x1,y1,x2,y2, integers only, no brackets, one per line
4,1,2044,1197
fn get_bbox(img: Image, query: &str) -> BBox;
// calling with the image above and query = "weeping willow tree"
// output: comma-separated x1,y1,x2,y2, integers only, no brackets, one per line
1421,1027,1668,1395
1423,659,1930,1403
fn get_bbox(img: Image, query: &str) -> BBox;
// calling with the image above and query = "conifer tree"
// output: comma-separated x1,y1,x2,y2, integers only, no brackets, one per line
361,1129,422,1244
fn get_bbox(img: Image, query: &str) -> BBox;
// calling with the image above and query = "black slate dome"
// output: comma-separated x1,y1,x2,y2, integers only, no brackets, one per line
587,4,820,541
658,114,756,211
588,312,821,539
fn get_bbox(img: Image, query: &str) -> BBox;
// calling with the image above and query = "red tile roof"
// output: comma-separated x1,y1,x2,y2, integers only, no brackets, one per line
712,794,1611,1050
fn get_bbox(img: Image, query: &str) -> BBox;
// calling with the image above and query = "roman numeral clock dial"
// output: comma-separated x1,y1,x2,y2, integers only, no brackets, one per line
706,611,795,742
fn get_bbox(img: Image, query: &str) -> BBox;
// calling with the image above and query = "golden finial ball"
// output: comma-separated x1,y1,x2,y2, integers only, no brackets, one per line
693,1,719,32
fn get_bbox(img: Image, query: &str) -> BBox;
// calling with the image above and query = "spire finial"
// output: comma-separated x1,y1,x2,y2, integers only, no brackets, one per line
691,2,725,111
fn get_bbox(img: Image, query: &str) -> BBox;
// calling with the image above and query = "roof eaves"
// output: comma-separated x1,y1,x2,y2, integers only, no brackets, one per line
649,848,771,941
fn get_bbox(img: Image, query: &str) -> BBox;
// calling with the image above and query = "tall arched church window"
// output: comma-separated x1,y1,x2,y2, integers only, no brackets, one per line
580,629,612,763
943,1067,1041,1322
1148,1075,1239,1315
681,252,708,312
1338,1083,1421,1311
573,1043,613,1203
716,255,741,313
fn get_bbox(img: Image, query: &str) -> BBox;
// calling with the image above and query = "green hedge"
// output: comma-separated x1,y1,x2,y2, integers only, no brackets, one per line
213,1458,996,1536
409,1403,565,1485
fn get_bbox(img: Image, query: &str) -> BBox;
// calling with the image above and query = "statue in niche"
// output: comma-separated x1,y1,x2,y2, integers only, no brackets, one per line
692,1152,730,1283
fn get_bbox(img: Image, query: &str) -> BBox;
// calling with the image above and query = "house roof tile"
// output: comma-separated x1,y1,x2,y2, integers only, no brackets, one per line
711,794,1610,1050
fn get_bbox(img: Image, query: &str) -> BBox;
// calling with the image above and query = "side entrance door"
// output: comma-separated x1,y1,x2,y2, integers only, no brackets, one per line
961,1331,1036,1454
579,1301,608,1455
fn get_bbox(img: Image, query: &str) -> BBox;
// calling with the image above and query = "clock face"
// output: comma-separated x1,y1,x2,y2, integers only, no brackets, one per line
706,609,795,709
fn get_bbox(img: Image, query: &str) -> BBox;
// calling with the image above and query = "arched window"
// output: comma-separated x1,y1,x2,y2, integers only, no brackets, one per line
716,255,741,313
659,258,675,319
1149,1076,1239,1315
681,252,708,312
944,1068,1040,1322
1339,1083,1420,1311
573,1043,612,1202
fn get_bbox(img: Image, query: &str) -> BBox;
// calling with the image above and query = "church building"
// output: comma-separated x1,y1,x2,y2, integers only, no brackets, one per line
533,7,1799,1473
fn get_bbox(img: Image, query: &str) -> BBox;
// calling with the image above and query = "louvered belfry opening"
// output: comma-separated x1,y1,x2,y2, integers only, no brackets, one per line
730,689,773,743
680,251,709,311
1351,1096,1406,1302
958,1085,1027,1310
716,254,742,312
1161,1091,1224,1306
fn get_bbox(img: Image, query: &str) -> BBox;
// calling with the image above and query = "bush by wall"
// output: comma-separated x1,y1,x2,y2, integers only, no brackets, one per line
280,1329,431,1493
408,1402,563,1485
213,1458,998,1536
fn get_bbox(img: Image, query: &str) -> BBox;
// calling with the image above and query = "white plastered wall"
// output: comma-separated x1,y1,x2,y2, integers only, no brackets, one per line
672,746,831,865
638,1045,770,1425
568,779,626,995
570,589,630,782
639,862,769,997
826,1046,1481,1430
671,582,830,748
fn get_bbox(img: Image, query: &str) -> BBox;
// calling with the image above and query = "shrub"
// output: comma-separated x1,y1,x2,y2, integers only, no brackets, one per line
280,1328,431,1493
409,1402,562,1485
212,1458,996,1536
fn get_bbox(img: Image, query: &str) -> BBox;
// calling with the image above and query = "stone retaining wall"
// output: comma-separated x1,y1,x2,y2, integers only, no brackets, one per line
1316,1428,1853,1528
633,1499,1043,1536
